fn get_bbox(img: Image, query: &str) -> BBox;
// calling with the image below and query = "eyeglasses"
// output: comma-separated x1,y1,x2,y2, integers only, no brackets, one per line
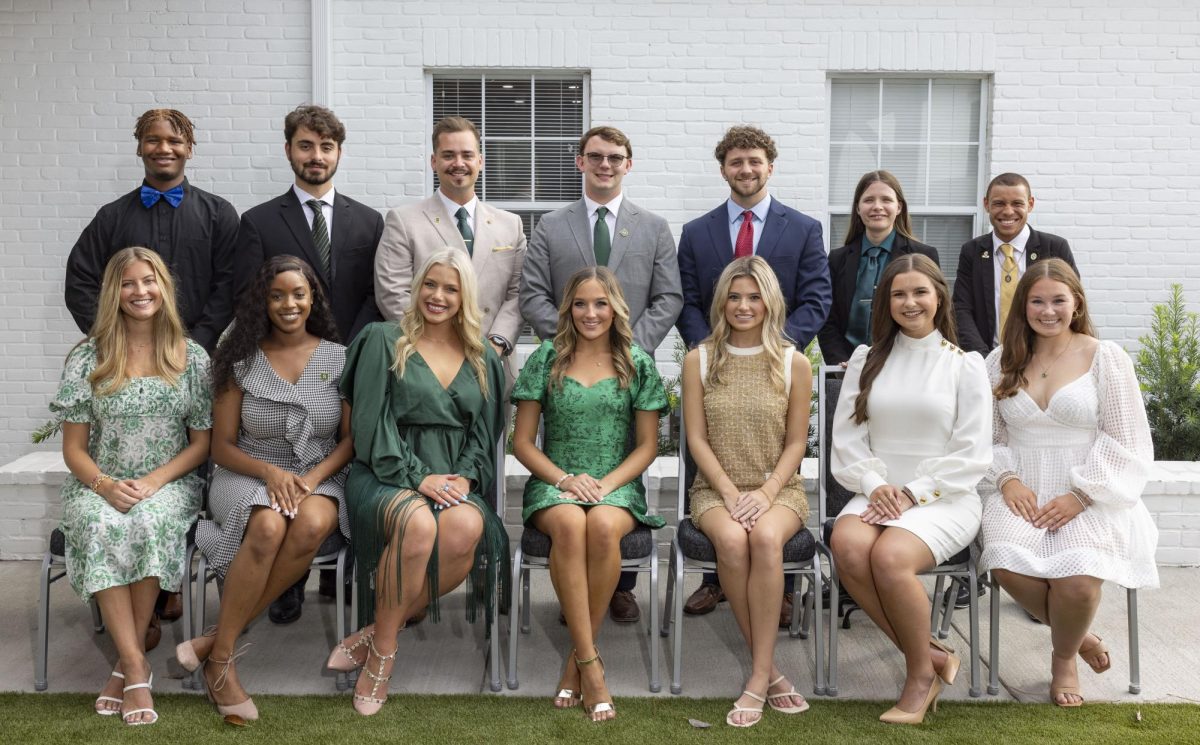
583,152,628,166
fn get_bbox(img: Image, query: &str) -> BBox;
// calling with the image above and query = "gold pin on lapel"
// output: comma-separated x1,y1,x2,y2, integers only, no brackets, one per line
434,217,440,223
981,251,990,259
619,228,630,237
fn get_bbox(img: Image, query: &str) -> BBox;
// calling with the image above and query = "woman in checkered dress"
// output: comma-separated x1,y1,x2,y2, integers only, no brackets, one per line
178,256,354,722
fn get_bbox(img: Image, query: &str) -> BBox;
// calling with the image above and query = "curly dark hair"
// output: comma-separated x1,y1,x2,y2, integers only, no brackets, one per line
212,255,340,393
714,125,777,165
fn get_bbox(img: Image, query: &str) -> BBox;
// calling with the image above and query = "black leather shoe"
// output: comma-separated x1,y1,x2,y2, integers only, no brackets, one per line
317,569,351,604
683,583,724,615
948,582,987,610
609,589,640,623
269,583,305,624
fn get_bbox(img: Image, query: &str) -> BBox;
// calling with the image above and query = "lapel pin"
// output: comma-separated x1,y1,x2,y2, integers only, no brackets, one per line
619,228,630,238
487,219,492,224
320,372,330,381
1030,252,1038,261
981,251,990,259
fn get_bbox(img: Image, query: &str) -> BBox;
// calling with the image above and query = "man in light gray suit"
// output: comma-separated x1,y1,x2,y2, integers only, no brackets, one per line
519,125,682,354
375,116,527,360
519,125,683,624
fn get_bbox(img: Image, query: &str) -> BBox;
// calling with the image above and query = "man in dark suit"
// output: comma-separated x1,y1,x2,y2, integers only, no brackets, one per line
235,104,384,624
675,125,831,621
236,104,384,347
953,172,1078,357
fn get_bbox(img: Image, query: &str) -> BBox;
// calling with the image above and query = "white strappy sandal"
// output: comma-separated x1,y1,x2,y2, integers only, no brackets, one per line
121,672,158,726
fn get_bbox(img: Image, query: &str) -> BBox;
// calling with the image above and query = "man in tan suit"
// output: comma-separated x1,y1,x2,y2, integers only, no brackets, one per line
375,116,526,360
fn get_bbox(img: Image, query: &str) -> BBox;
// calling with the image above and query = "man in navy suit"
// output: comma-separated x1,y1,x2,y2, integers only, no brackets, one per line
234,104,384,624
676,125,831,620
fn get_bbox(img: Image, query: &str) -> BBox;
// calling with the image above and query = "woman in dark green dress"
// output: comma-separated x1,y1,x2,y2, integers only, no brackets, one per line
326,248,507,716
512,267,667,722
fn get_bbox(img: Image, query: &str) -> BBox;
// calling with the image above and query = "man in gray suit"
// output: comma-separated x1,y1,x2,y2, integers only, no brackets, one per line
519,125,683,624
375,116,527,359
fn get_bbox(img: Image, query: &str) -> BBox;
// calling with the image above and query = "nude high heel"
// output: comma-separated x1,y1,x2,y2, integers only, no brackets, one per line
353,637,397,716
879,676,943,725
203,645,259,721
929,638,961,686
327,628,374,673
175,625,217,672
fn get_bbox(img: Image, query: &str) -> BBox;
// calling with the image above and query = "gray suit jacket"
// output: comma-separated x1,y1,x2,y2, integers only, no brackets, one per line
519,197,683,352
374,194,527,346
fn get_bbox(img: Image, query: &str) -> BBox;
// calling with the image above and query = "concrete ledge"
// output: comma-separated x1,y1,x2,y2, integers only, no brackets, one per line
4,451,1200,565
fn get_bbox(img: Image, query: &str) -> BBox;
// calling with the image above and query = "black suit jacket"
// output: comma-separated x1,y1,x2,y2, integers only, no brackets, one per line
236,190,385,344
951,228,1077,355
817,233,941,365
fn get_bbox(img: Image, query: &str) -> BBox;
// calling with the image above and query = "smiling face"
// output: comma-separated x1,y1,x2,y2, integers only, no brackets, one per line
720,147,773,207
857,180,901,240
286,125,341,189
889,270,939,338
432,130,483,204
576,134,631,203
985,183,1035,242
266,270,312,335
1025,277,1077,340
724,276,766,335
417,263,463,327
570,278,614,342
119,260,163,322
137,118,192,189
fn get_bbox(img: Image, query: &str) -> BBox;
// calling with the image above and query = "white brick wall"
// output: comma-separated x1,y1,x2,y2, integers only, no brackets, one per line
3,0,1199,463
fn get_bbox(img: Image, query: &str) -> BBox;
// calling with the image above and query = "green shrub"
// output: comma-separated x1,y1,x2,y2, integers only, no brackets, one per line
1135,284,1200,461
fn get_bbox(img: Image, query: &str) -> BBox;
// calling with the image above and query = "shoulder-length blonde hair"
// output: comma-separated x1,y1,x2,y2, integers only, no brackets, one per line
852,253,956,424
994,258,1096,399
391,248,489,399
549,267,635,390
88,246,187,396
703,256,790,392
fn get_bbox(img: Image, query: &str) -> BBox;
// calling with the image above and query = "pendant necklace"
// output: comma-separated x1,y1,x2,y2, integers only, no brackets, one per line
1036,335,1074,379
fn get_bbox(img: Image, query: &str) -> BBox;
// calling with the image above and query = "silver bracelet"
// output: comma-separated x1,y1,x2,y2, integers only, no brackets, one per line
554,473,574,489
996,472,1020,491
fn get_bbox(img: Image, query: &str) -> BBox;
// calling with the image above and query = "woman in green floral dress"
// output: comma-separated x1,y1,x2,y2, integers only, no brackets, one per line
49,247,212,726
512,267,667,722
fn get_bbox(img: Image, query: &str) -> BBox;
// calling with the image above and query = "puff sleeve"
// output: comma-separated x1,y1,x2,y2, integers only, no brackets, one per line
830,344,891,497
631,345,669,415
511,340,553,405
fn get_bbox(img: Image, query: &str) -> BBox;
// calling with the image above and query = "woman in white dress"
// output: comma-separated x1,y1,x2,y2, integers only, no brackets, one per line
830,253,991,724
979,258,1157,707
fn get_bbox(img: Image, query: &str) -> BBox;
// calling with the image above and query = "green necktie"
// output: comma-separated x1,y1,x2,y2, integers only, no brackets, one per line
305,199,331,278
593,206,611,266
455,206,474,256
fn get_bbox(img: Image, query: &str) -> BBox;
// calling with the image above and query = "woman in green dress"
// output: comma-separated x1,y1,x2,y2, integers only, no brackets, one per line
48,247,212,725
512,266,667,722
327,248,508,716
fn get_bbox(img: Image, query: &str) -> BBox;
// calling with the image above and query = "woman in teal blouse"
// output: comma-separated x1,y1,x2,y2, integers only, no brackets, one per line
512,266,667,722
327,249,508,716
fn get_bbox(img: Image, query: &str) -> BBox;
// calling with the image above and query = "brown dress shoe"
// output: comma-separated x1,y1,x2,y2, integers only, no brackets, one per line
683,583,724,616
143,615,161,652
778,592,795,629
608,589,640,623
157,591,183,622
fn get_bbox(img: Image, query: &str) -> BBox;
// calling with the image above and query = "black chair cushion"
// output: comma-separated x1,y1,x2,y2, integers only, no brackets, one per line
49,527,65,557
822,518,968,565
314,530,347,558
677,518,815,564
521,524,654,560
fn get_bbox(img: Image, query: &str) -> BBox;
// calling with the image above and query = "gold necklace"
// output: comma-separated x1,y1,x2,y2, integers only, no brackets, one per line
1034,335,1074,379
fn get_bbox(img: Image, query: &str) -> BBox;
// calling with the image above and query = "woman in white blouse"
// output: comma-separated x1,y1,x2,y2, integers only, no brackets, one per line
979,259,1157,707
830,253,991,725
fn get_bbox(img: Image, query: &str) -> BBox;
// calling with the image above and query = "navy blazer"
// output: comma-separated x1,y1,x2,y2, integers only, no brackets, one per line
817,233,941,365
236,190,385,345
951,228,1077,355
676,198,831,349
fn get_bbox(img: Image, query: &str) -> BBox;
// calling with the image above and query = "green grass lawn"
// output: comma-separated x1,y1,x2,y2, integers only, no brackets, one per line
3,693,1195,745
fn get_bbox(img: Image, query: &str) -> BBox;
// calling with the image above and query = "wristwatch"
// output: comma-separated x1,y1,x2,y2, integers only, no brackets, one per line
488,335,513,356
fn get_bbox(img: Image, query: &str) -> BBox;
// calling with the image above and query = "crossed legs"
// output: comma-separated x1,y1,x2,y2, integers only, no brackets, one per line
532,504,633,721
699,505,805,725
992,568,1105,705
831,515,945,714
94,577,160,722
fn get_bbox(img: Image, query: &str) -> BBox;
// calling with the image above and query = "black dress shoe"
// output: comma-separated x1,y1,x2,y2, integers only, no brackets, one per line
269,584,304,624
609,589,640,623
947,582,987,610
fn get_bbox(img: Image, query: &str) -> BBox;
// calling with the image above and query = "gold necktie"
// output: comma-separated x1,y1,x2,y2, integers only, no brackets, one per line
998,243,1018,335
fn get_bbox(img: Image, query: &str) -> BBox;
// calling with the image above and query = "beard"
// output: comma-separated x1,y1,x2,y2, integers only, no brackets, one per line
292,158,339,186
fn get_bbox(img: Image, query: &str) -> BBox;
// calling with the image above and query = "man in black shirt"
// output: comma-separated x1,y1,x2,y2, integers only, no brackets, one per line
65,109,239,352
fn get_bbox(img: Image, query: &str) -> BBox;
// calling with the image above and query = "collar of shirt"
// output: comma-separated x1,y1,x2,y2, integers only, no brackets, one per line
725,193,772,228
861,229,897,254
991,224,1031,254
294,183,336,211
438,189,478,226
584,192,623,222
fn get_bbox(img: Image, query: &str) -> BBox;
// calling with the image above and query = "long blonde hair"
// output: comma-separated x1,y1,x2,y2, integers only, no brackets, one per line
550,267,635,390
994,258,1096,399
391,248,489,399
703,256,790,392
88,247,187,396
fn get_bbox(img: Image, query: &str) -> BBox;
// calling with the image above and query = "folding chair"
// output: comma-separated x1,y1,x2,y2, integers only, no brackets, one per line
660,397,831,696
817,365,984,697
34,527,105,691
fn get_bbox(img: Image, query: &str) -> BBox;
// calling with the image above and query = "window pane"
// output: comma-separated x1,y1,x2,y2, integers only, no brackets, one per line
484,79,532,138
830,81,878,141
830,214,851,248
913,215,975,273
534,79,584,138
482,141,533,201
927,144,979,206
432,78,482,125
534,141,580,201
931,80,980,142
880,80,927,142
881,143,926,204
830,141,878,204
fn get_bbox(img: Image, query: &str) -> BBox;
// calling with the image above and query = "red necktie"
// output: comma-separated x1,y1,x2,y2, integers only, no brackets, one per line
734,210,754,258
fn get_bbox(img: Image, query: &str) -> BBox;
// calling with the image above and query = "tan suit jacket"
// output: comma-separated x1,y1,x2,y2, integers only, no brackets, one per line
374,194,527,346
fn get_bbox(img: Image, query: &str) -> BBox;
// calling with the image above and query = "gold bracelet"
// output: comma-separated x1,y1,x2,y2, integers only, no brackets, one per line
766,473,784,488
88,473,113,492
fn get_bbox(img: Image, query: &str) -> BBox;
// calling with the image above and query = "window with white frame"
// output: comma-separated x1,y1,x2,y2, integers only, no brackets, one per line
430,72,588,237
828,77,988,273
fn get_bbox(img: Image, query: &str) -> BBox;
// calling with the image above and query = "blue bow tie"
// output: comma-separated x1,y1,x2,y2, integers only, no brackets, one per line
140,184,185,209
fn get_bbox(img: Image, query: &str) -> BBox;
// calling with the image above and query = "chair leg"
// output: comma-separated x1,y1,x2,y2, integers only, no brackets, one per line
812,559,826,695
930,575,947,631
968,568,982,697
519,567,532,634
987,572,1001,695
659,551,674,638
180,542,195,690
938,578,957,639
648,554,660,693
90,599,104,633
505,547,523,689
35,552,52,691
669,545,685,695
191,553,209,691
334,548,348,692
827,564,840,697
489,576,502,693
1127,588,1140,694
